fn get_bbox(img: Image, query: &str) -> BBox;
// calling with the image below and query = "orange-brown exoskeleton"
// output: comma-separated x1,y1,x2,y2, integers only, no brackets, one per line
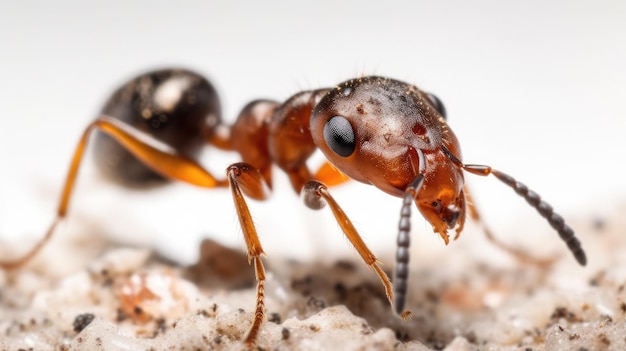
0,70,586,345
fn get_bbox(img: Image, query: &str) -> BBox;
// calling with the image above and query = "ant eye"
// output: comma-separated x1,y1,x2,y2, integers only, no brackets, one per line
324,116,356,157
427,93,446,119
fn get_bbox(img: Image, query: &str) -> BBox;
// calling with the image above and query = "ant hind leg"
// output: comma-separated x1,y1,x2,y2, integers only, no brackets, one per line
0,116,226,270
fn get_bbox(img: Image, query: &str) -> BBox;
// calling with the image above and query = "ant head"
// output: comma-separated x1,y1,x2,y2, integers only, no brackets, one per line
312,76,466,240
312,76,447,194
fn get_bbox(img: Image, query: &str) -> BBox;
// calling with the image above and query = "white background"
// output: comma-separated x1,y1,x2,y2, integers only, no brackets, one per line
1,1,625,265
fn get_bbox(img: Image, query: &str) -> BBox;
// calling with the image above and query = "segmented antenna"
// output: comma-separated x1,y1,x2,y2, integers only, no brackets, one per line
394,193,412,314
461,163,586,266
490,169,587,265
393,174,424,317
440,144,586,266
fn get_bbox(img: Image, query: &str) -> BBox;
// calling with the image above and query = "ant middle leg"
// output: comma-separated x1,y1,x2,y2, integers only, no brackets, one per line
225,161,354,345
225,162,272,345
0,116,227,270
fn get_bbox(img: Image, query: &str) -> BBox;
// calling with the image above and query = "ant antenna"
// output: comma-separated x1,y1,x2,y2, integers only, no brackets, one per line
441,145,586,266
393,147,426,318
394,174,424,317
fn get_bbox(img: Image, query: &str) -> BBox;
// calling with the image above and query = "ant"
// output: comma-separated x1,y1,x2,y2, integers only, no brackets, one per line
0,69,586,345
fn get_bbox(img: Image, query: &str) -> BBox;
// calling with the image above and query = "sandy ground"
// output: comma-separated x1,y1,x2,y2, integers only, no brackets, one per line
1,198,625,351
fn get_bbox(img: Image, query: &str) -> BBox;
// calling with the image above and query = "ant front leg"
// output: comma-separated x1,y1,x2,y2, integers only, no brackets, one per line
313,161,351,187
225,162,271,345
0,116,226,270
301,177,394,309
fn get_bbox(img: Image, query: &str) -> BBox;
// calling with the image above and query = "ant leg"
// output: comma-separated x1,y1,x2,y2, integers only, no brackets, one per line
226,162,271,345
0,116,227,270
0,218,62,270
313,161,351,187
301,180,394,309
463,185,556,267
462,164,586,266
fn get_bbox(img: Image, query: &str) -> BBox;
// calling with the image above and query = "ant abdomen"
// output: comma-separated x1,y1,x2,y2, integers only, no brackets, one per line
92,69,222,187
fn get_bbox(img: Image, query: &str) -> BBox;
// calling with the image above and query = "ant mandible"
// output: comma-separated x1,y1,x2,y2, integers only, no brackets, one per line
0,69,586,345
